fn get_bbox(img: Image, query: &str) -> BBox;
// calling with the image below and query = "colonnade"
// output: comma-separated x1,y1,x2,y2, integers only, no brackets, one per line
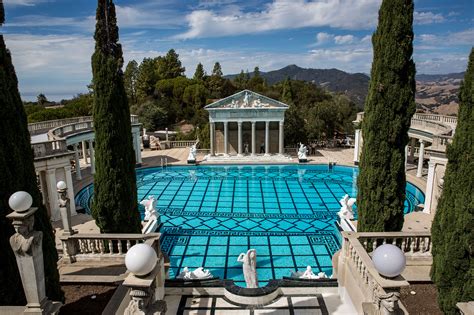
353,128,427,177
209,120,284,156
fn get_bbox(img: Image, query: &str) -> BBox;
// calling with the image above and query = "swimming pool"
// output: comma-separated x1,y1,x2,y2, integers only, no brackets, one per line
75,164,424,286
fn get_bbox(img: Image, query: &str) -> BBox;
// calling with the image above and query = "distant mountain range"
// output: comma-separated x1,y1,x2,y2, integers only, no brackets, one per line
225,65,463,114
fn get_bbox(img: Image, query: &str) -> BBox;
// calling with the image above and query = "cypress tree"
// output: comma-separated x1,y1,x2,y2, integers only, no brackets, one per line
431,49,474,314
356,0,416,231
91,0,141,233
0,3,62,304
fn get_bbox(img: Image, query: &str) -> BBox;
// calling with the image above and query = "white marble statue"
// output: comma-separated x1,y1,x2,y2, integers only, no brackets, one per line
177,267,213,280
338,194,356,220
300,266,318,279
188,143,198,161
140,196,157,221
237,249,258,288
243,92,250,107
231,99,238,108
298,143,308,160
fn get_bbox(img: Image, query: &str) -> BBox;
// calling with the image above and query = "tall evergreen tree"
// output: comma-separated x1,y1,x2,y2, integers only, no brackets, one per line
136,57,158,101
431,49,474,314
156,49,185,80
281,77,294,105
356,0,416,231
124,60,139,105
0,3,62,304
91,0,141,233
193,62,205,81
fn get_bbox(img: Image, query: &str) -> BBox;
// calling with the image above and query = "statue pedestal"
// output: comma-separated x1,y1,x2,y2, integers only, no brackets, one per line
187,159,196,164
298,158,308,163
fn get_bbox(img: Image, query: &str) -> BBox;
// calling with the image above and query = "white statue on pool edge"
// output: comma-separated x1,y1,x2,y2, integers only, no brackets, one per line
177,267,213,280
296,266,328,279
139,196,157,221
338,194,356,220
237,249,258,288
298,143,308,160
188,141,198,162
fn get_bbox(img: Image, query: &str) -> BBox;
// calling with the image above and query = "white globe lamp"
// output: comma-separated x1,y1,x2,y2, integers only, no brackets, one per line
372,244,406,278
57,181,67,190
9,191,33,213
125,243,157,277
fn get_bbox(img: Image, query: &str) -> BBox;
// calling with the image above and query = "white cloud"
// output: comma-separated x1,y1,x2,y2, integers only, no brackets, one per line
414,11,445,25
316,32,332,45
176,0,381,39
418,28,474,46
334,35,355,45
3,0,50,6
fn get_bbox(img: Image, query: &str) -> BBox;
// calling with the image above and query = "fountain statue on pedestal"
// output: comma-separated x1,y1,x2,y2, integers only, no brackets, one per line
237,249,258,288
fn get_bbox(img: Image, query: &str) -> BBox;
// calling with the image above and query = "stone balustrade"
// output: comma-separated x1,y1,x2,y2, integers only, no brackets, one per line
337,231,433,314
413,113,458,127
28,116,92,135
60,232,161,263
162,140,198,149
32,139,69,159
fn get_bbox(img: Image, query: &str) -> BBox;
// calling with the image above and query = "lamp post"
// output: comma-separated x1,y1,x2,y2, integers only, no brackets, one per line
123,244,167,315
371,244,407,315
6,191,62,314
57,181,74,236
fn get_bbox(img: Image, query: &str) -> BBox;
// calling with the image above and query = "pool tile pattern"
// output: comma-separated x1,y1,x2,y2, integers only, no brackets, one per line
75,165,425,286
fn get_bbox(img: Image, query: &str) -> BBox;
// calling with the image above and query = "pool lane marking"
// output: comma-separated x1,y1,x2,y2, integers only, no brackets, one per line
214,178,224,213
287,235,299,275
223,232,231,279
272,178,283,215
267,235,277,281
180,174,198,213
284,180,298,215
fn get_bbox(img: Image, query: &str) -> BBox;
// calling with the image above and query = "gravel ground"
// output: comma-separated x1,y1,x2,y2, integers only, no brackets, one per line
400,283,443,315
59,284,117,315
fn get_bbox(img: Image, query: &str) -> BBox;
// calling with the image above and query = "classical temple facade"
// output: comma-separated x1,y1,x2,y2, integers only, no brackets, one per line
205,90,289,156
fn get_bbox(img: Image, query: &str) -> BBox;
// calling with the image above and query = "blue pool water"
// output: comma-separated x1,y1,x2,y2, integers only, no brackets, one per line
75,164,424,286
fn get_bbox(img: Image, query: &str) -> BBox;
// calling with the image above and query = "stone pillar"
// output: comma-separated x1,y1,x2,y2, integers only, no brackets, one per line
265,121,270,156
353,129,361,165
210,122,215,156
251,121,256,156
424,161,436,214
237,121,243,156
64,166,77,216
134,132,142,164
6,202,62,314
417,140,425,177
123,258,167,315
165,128,169,141
73,143,82,180
278,121,284,155
405,145,408,171
409,138,416,162
46,169,60,221
89,139,95,174
223,121,229,156
57,183,75,235
81,140,88,164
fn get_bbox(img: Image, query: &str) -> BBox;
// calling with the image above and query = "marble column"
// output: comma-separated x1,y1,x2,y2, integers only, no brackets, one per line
223,121,229,156
73,143,82,180
424,161,436,214
251,121,256,156
265,121,270,156
64,166,77,216
278,121,284,155
134,132,142,164
409,138,416,162
417,140,425,177
46,169,60,221
89,139,95,174
405,145,408,171
237,121,243,156
210,122,215,156
353,129,361,164
82,140,88,164
58,183,75,235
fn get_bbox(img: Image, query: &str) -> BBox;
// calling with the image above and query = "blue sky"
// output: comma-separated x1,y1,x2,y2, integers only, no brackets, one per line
1,0,473,101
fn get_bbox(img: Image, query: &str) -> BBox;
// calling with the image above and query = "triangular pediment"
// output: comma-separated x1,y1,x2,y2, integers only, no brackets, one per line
205,90,289,110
